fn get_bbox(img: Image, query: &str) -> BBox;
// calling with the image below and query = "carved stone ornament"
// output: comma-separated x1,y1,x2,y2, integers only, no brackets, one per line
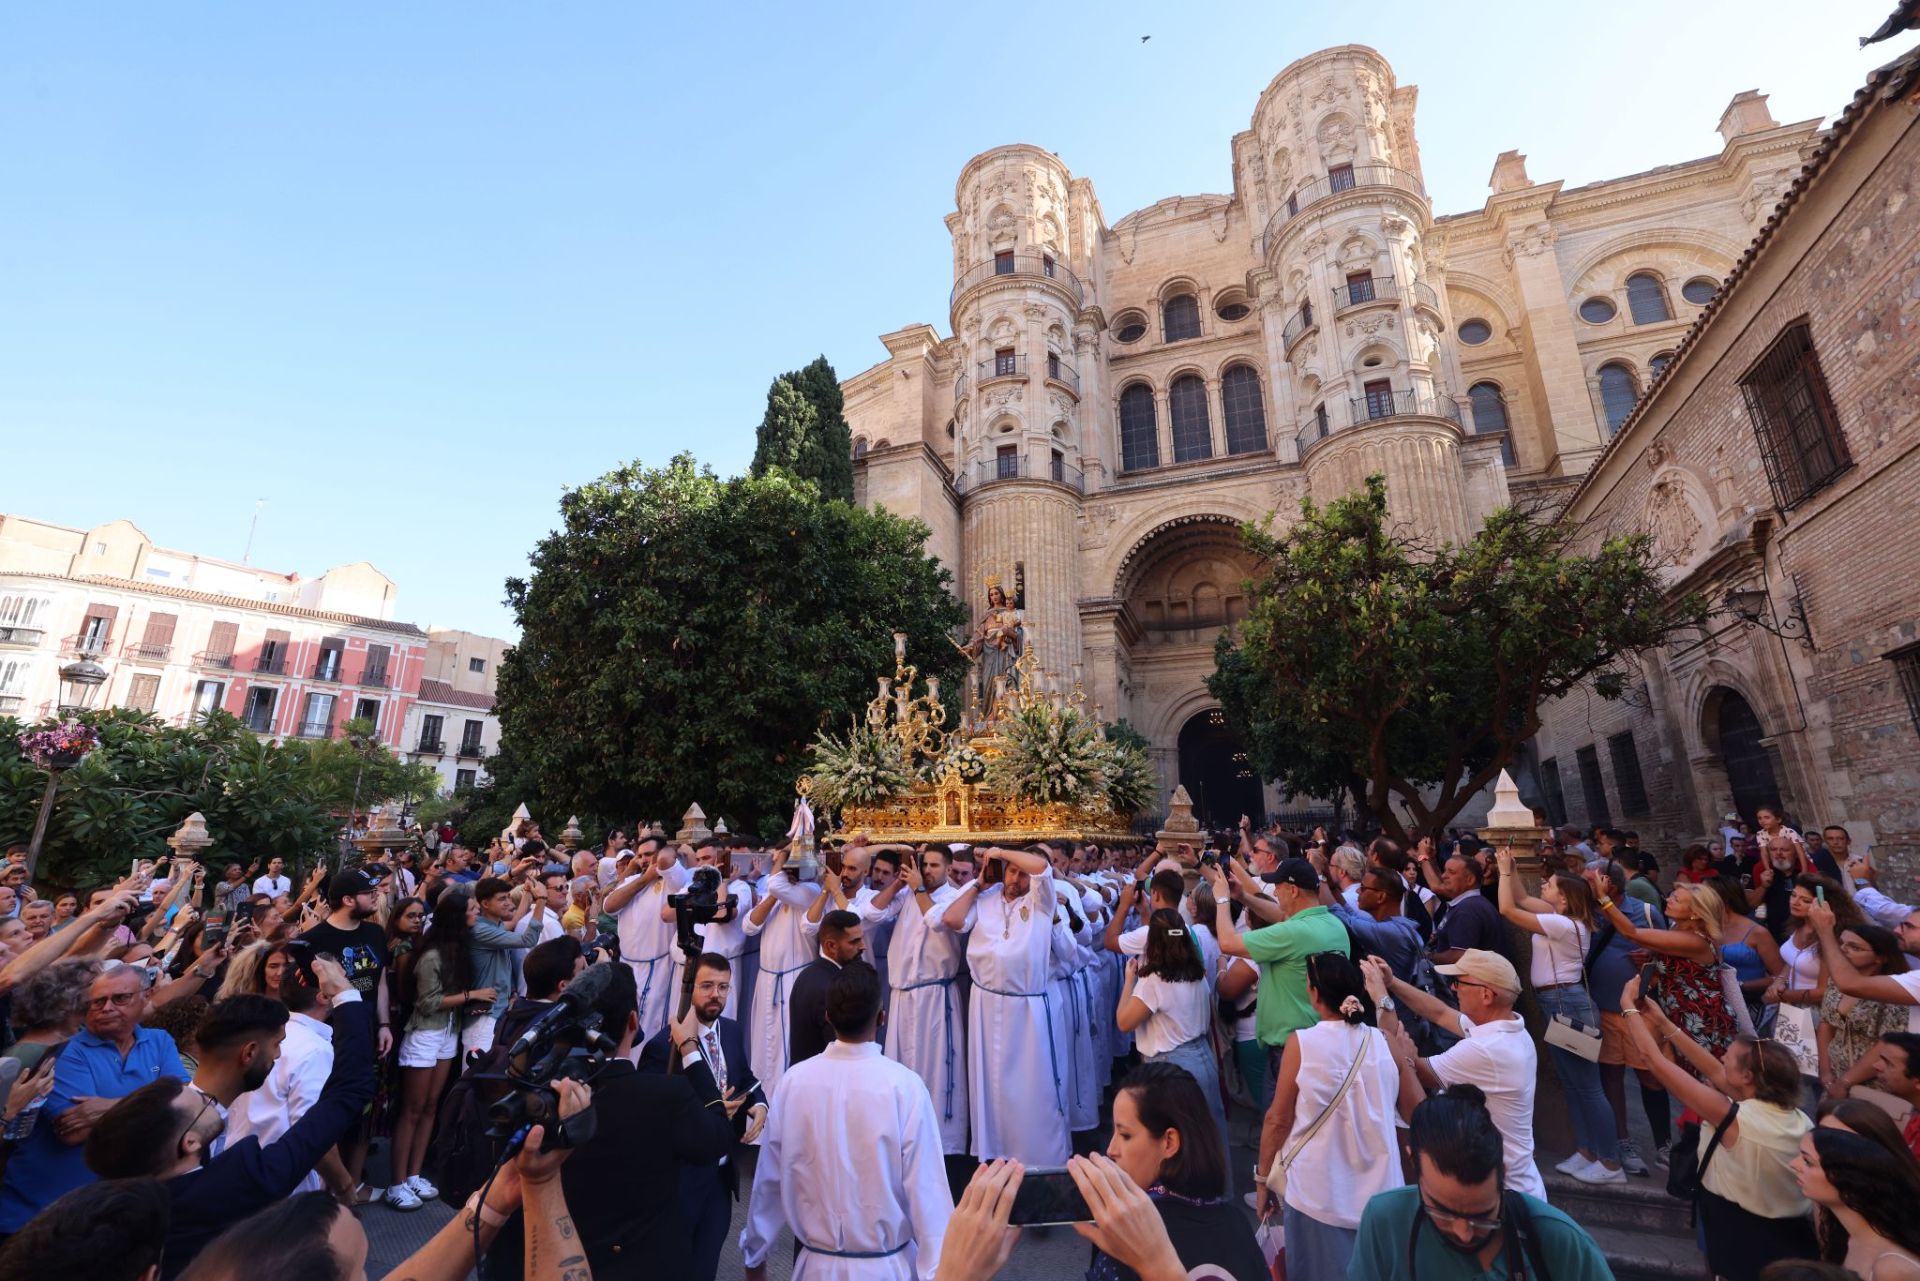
1344,313,1398,338
1645,475,1703,565
1645,438,1674,469
1502,223,1556,267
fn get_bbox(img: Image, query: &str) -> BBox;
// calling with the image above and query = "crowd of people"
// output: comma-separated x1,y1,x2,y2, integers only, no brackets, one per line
0,808,1915,1281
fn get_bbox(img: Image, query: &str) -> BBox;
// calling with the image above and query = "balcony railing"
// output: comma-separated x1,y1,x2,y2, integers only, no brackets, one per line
951,251,1085,311
310,662,344,682
255,654,286,675
952,449,1086,495
0,694,23,715
0,626,44,647
241,710,275,733
1349,388,1463,427
1334,276,1399,310
1262,165,1426,255
195,650,236,670
416,737,445,755
359,669,389,689
1410,280,1441,313
1044,357,1081,396
295,720,334,739
124,642,171,662
977,354,1025,383
61,634,109,659
1281,305,1316,349
457,740,487,759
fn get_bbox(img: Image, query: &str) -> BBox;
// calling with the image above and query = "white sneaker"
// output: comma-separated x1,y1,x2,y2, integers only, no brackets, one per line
406,1174,439,1200
1554,1153,1593,1177
383,1183,422,1211
1573,1161,1628,1185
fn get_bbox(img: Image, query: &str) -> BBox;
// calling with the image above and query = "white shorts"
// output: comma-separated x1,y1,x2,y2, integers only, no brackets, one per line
460,1014,498,1057
398,1025,457,1068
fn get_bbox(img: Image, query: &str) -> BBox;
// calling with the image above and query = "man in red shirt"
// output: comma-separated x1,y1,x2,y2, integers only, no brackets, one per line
1870,1032,1920,1158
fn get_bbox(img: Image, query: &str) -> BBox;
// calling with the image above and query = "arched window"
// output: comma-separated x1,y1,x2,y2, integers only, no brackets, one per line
1598,363,1638,433
1220,365,1268,455
1626,273,1670,325
1649,351,1674,378
1468,382,1509,434
1168,375,1213,462
1162,294,1201,343
1119,384,1159,472
853,437,869,458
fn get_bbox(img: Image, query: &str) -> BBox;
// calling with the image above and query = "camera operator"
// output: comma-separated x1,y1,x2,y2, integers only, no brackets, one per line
81,956,375,1279
483,963,734,1281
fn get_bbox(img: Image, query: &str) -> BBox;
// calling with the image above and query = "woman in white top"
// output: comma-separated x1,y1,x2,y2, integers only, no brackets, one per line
1257,951,1410,1280
1494,848,1623,1183
1118,908,1228,1164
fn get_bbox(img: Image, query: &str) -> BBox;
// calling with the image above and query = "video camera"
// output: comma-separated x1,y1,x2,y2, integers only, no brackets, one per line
484,962,616,1149
666,864,723,956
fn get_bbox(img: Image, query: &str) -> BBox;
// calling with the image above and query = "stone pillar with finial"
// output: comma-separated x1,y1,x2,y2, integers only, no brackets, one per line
562,815,584,848
676,803,712,844
168,812,213,862
1154,785,1204,855
1477,769,1551,895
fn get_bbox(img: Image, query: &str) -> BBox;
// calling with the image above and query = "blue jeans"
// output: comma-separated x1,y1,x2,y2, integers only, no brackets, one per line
1535,985,1618,1162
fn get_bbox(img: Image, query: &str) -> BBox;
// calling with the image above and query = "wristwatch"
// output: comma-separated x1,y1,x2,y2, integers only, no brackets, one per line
1378,995,1396,1011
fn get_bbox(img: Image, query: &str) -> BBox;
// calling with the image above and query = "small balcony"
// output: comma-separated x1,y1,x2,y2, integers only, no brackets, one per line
456,740,487,759
1281,305,1317,351
60,634,109,659
416,736,445,755
1349,388,1462,427
0,626,45,648
124,642,171,663
310,662,344,683
0,694,24,715
359,669,390,689
241,710,276,733
951,251,1085,312
1262,164,1427,255
1410,280,1441,314
1333,276,1399,312
295,719,334,739
977,354,1025,384
952,449,1085,495
1044,356,1081,397
195,650,236,670
255,654,286,675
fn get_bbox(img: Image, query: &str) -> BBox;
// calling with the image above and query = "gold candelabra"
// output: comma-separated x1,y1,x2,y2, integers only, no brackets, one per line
992,637,1090,722
867,632,948,761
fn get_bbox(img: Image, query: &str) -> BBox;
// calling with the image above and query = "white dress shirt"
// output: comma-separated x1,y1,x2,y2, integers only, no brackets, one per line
222,1009,335,1192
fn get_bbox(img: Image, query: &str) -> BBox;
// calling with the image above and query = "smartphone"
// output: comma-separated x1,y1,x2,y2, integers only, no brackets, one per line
1007,1168,1093,1226
1817,884,1826,904
1639,960,1661,993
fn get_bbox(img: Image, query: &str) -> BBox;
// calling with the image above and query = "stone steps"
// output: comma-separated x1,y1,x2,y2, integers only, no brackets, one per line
1543,1170,1700,1280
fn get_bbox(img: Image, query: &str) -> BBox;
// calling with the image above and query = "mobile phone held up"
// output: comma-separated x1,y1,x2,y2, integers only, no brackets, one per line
1007,1168,1093,1226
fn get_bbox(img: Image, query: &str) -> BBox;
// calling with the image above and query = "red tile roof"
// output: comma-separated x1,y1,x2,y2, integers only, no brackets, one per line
416,678,497,711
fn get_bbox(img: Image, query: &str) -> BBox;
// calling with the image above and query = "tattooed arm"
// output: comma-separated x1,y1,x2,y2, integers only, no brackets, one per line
523,1159,590,1281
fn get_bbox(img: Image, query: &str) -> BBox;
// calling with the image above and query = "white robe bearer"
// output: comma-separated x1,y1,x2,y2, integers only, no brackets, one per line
962,865,1071,1165
891,881,969,1154
613,859,692,1042
741,1040,951,1281
742,870,821,1096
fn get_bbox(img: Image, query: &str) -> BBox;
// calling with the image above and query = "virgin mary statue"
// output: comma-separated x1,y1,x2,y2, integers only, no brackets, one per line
961,576,1023,718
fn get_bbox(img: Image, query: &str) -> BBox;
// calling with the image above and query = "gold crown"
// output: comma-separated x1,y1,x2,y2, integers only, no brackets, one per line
984,573,1003,591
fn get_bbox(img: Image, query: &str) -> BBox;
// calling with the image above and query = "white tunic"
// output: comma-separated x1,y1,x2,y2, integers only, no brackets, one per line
962,867,1071,1164
890,882,970,1154
741,1040,951,1280
222,1011,333,1193
665,877,753,1021
742,871,821,1096
613,861,692,1041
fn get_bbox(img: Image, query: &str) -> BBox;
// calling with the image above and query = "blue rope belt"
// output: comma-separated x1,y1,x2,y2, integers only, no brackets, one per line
895,974,958,1120
762,959,812,1063
801,1240,908,1259
630,950,669,1032
973,982,1064,1114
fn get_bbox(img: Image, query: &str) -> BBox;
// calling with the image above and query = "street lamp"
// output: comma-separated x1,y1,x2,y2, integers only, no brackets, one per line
56,658,108,718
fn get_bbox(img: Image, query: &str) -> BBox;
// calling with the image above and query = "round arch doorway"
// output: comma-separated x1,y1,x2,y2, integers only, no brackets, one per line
1708,687,1784,826
1177,709,1264,830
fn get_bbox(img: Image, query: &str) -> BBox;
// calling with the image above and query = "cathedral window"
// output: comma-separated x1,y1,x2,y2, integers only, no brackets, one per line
1169,375,1213,462
1327,163,1356,192
1597,363,1638,433
1119,383,1160,472
1163,294,1202,343
1681,277,1718,306
1626,272,1671,324
1221,366,1268,455
1458,318,1492,345
1739,321,1850,509
1468,383,1509,435
995,444,1020,479
1579,296,1617,324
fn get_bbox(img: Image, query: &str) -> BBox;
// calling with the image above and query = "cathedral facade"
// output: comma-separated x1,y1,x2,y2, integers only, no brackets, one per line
845,44,1820,825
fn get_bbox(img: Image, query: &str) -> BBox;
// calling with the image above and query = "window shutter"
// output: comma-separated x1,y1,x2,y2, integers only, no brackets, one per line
142,612,177,646
127,674,160,713
265,628,291,647
208,621,239,658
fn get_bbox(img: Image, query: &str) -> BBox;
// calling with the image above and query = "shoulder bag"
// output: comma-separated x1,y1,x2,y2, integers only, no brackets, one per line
1542,920,1604,1063
1266,1026,1373,1204
1667,1102,1737,1201
1770,955,1821,1077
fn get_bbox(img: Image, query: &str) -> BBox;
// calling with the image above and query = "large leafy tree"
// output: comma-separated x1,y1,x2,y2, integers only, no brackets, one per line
0,709,427,892
1209,476,1702,842
498,455,964,836
749,355,855,502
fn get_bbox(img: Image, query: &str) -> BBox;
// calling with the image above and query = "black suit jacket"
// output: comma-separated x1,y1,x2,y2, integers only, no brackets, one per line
638,1016,764,1195
786,956,840,1067
485,1055,733,1281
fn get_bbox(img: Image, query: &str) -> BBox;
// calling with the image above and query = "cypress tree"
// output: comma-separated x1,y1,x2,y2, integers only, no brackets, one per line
750,355,855,501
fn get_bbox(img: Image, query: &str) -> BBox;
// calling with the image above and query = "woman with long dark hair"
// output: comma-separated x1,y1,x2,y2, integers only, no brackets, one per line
1259,951,1409,1277
389,890,487,1211
1116,908,1226,1161
1793,1126,1920,1277
1704,874,1785,1032
1817,923,1910,1099
1089,1060,1267,1281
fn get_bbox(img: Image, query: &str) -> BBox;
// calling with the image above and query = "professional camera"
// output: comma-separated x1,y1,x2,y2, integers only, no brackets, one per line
666,864,723,953
483,963,617,1148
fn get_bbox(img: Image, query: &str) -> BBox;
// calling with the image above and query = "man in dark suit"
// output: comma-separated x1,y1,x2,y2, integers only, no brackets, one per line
483,963,733,1280
639,952,769,1281
786,909,865,1067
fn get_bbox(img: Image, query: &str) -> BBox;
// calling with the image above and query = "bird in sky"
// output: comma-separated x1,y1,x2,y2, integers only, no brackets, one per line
1141,35,1151,42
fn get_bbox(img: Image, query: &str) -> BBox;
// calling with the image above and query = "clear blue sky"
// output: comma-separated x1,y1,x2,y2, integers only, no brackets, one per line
2,2,1907,639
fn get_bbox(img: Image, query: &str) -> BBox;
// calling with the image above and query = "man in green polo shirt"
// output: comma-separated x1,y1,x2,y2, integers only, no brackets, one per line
1204,857,1349,1061
1350,1084,1612,1280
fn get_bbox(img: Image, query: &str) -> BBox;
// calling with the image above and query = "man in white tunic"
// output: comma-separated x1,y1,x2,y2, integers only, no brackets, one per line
604,836,692,1044
742,842,826,1095
869,846,969,1154
943,845,1070,1166
742,962,949,1281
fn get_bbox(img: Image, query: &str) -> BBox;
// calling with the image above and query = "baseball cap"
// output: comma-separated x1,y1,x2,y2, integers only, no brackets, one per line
1260,858,1320,893
1435,949,1522,999
328,868,378,901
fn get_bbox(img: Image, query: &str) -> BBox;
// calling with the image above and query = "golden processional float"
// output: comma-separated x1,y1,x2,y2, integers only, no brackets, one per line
798,626,1149,846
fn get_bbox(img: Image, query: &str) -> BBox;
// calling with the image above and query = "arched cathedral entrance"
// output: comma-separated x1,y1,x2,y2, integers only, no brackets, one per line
1177,708,1264,829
